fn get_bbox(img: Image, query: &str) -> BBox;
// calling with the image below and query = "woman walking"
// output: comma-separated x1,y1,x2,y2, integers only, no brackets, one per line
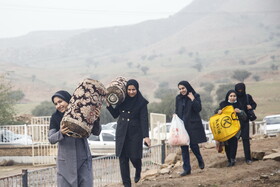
235,83,257,164
216,90,247,167
106,79,151,187
175,81,207,176
48,90,99,187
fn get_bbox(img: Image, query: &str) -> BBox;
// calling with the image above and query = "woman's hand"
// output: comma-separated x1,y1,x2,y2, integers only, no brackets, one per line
187,92,195,101
247,105,252,110
235,108,241,113
144,137,151,147
218,110,222,114
60,123,72,135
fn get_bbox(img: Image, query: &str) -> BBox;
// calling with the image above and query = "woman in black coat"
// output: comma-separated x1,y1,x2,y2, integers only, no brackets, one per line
235,83,257,164
217,90,247,167
106,79,151,187
175,81,207,176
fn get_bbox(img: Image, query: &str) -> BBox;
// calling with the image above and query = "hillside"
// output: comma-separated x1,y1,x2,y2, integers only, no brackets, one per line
0,0,279,117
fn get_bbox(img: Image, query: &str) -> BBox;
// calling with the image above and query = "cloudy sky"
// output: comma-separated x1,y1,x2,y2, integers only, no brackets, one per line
0,0,193,38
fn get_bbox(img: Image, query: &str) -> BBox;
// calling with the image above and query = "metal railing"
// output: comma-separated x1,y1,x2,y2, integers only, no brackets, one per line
31,116,51,126
92,143,164,187
0,143,166,187
250,121,265,136
0,173,22,187
27,167,57,187
0,167,57,187
0,124,31,145
0,120,267,186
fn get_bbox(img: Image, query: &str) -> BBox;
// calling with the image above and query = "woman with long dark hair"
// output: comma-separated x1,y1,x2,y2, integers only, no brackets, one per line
106,79,151,187
175,81,207,176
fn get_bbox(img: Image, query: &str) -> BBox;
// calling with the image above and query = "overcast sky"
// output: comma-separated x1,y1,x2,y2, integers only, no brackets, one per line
0,0,193,39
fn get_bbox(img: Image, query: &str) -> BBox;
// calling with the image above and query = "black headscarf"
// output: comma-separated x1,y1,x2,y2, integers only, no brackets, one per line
219,90,241,109
178,80,197,96
177,81,197,120
120,79,148,113
49,90,71,131
51,90,71,104
234,83,247,110
235,83,246,97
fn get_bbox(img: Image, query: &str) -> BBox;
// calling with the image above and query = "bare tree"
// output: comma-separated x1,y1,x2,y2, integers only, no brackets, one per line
192,62,203,72
127,62,133,68
271,64,279,70
252,75,260,82
231,70,251,82
200,82,214,93
141,66,149,75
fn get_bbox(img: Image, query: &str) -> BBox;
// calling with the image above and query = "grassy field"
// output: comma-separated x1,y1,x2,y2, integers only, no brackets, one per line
15,103,40,115
247,80,280,119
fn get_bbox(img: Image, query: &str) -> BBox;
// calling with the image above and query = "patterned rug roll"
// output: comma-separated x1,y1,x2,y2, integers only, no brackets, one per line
106,76,127,105
61,78,107,138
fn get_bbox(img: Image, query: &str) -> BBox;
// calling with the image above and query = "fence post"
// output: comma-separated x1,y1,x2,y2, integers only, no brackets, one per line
161,140,166,164
24,124,28,145
252,121,256,135
22,169,28,187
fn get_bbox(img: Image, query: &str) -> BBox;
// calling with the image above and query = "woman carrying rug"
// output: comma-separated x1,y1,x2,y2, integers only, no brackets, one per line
106,79,151,187
48,90,99,187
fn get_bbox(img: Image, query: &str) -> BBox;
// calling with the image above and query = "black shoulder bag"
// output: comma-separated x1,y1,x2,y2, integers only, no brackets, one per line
246,94,257,121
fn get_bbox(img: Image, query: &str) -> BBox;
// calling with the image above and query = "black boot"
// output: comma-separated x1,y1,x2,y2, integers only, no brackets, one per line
198,159,205,169
134,170,141,183
227,159,236,167
180,170,191,176
231,159,236,166
134,175,140,183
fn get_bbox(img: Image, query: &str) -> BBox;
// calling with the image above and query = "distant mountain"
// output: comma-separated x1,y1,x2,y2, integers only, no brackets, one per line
0,0,279,64
0,0,279,104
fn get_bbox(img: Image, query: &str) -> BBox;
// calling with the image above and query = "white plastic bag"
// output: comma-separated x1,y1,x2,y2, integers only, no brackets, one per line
168,114,190,146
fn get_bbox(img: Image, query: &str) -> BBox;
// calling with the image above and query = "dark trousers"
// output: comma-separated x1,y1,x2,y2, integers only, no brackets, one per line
240,121,251,160
119,155,142,187
181,144,203,172
225,136,238,162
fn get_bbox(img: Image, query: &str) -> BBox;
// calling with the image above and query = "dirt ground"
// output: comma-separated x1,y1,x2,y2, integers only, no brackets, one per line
112,135,280,187
1,136,280,187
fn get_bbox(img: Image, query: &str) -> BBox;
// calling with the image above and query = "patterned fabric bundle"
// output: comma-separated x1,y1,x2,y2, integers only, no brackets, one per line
61,78,107,138
106,76,127,105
